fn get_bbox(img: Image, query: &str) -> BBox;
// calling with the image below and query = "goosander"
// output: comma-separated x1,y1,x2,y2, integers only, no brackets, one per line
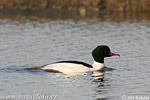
27,45,120,74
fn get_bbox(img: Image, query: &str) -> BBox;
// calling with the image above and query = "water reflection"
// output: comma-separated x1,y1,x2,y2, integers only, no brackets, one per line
91,71,110,98
91,71,104,83
1,12,150,21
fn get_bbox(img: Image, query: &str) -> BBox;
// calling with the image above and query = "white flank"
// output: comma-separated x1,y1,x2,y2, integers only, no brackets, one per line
41,63,90,74
40,61,104,74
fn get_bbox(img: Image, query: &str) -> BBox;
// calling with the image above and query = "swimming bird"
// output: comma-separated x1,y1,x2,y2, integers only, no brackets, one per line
27,45,120,74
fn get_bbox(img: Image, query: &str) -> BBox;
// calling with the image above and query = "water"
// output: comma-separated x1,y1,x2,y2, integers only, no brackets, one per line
0,13,150,100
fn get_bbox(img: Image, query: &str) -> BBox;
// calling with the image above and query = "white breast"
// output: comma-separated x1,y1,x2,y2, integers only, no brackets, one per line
92,61,104,70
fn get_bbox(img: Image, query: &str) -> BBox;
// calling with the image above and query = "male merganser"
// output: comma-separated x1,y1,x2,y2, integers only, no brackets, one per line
27,45,120,74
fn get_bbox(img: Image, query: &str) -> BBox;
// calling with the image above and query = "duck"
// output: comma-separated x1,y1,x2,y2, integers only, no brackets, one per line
27,45,120,74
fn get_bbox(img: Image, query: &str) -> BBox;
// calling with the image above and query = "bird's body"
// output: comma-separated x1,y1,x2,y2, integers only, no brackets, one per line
27,45,119,74
40,61,104,74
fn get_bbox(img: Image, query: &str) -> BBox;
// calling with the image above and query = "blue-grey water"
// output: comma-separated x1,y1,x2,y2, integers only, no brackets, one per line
0,14,150,100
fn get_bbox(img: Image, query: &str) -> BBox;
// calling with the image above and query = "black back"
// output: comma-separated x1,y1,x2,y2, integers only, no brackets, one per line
56,61,93,68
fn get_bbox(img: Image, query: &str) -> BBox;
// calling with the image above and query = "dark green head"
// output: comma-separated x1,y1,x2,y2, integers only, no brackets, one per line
92,45,120,63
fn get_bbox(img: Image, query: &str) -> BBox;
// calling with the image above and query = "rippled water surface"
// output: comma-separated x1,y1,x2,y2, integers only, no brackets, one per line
0,13,150,100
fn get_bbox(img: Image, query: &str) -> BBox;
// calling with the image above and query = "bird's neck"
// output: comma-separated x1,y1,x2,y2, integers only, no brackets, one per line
92,61,104,70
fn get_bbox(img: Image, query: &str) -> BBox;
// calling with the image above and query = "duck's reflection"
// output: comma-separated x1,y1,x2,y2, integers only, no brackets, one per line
90,66,115,82
91,67,115,100
90,71,109,100
91,71,104,83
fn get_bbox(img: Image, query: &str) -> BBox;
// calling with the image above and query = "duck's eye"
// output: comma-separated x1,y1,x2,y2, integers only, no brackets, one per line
104,51,107,53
